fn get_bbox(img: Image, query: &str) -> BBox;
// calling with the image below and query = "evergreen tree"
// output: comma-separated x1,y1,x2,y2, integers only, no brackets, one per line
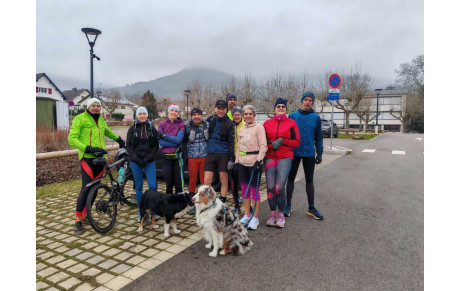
141,90,158,119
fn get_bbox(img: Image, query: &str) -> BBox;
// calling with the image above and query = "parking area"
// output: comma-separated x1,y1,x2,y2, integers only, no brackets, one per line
36,177,267,291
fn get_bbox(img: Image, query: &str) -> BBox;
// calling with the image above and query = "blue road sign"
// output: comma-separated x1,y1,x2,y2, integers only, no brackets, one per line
327,93,340,101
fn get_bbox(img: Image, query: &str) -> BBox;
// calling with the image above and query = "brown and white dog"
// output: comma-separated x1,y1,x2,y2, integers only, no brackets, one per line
192,185,253,257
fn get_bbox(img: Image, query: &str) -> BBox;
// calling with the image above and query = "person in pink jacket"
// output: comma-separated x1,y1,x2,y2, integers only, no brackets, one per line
235,105,268,230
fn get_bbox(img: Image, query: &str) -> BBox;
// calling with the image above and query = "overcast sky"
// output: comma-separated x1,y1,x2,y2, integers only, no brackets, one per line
36,0,423,90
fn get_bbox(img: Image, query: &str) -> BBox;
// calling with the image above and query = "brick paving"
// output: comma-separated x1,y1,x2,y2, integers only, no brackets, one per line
37,177,267,290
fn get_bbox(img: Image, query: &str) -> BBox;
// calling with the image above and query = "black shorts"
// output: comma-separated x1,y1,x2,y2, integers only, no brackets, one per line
204,153,229,173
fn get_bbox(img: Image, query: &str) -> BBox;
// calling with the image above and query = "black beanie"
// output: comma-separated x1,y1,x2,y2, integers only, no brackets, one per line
190,107,203,116
274,98,288,109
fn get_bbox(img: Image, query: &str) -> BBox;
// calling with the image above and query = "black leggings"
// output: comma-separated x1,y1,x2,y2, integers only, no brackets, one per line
162,157,183,194
286,156,316,205
230,168,240,208
76,158,105,221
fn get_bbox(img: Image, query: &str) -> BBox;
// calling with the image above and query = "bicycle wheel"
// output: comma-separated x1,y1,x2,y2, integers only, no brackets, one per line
121,171,138,207
86,184,117,233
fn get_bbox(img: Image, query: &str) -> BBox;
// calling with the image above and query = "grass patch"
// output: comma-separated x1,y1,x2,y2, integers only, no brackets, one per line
66,242,83,249
78,275,100,288
111,241,124,248
337,133,380,140
36,179,81,199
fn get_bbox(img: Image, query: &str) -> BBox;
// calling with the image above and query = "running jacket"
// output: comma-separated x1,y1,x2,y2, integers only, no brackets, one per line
263,114,301,160
68,110,119,160
184,119,208,158
126,121,159,165
235,122,268,167
289,108,323,157
206,114,235,159
158,117,185,154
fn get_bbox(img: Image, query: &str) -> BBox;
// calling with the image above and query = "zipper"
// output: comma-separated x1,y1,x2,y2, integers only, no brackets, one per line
90,130,92,146
274,119,280,160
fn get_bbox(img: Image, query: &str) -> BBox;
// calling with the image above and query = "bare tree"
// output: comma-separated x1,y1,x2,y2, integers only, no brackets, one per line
101,89,122,120
389,92,423,133
334,64,372,128
355,97,376,130
238,74,258,106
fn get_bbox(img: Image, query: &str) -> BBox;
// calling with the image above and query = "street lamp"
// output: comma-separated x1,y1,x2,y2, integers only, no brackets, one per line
184,89,191,118
375,88,383,130
81,27,102,99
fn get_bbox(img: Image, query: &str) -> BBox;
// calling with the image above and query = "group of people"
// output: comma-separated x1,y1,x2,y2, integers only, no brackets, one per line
68,91,324,234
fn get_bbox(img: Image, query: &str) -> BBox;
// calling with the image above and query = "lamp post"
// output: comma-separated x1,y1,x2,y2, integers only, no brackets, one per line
375,88,383,131
184,89,191,119
81,28,102,99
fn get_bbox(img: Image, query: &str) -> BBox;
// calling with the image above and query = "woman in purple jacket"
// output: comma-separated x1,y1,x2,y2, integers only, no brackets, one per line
158,104,185,193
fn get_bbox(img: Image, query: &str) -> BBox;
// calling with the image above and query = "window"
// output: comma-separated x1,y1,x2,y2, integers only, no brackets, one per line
121,105,125,109
83,105,87,109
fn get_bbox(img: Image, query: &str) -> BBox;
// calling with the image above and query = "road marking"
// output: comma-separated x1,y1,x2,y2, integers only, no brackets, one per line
362,149,376,153
415,138,423,141
392,150,406,155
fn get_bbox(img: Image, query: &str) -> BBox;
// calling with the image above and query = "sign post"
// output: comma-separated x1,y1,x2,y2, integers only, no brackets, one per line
327,74,341,150
68,100,75,118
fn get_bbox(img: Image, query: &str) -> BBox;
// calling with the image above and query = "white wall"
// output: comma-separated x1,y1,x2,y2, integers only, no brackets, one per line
36,76,64,102
56,101,69,130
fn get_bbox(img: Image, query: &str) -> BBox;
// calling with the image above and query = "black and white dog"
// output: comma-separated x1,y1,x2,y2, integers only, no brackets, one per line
192,185,253,257
137,190,195,237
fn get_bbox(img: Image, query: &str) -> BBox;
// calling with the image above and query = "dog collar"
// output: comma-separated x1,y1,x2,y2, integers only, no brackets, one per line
199,199,216,215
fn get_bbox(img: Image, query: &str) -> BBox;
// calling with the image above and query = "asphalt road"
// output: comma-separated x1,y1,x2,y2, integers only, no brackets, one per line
122,133,424,290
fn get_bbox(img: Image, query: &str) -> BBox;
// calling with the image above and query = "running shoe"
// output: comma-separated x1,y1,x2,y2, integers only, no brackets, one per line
240,215,251,225
248,217,259,230
266,212,277,227
275,213,285,228
74,221,85,234
307,205,324,220
284,204,292,217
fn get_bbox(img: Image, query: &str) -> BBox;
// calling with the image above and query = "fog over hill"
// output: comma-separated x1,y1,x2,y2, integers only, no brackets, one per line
115,66,236,100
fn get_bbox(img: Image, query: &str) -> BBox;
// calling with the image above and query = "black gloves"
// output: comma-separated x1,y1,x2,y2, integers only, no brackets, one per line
117,137,125,148
85,146,107,155
253,160,263,172
158,132,167,140
271,138,283,150
315,152,323,164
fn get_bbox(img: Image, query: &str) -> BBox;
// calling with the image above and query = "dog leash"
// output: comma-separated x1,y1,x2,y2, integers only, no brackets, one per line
224,207,237,226
198,199,216,215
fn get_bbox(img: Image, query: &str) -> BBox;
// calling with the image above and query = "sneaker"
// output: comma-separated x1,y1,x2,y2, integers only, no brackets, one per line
248,217,259,230
307,205,324,220
188,207,196,215
284,204,292,217
219,196,227,203
74,221,85,234
240,215,251,225
266,212,277,226
275,213,285,228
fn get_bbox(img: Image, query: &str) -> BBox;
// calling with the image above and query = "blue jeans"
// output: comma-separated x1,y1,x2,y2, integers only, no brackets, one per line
130,161,157,209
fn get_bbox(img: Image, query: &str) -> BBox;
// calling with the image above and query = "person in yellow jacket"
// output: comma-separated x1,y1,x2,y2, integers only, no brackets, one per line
230,107,245,213
68,98,125,234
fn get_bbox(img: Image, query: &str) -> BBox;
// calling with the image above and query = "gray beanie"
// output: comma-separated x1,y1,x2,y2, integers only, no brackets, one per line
136,107,148,118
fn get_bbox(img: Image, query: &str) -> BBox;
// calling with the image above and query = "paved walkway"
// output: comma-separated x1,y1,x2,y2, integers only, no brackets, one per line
36,175,267,291
36,154,342,291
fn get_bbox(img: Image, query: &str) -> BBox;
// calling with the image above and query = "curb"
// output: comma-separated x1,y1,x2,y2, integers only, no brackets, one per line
324,146,352,155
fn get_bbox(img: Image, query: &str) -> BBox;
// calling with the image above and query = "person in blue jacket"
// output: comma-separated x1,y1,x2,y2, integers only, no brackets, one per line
286,92,324,220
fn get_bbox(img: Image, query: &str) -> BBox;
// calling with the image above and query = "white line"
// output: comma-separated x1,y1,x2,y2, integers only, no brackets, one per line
362,149,376,153
392,150,406,155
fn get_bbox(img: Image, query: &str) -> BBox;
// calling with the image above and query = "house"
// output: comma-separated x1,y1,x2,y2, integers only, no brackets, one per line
36,73,69,130
76,94,139,121
62,88,90,107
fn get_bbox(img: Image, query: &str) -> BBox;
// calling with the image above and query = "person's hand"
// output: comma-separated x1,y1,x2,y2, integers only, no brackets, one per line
158,132,167,140
85,146,107,155
253,160,263,172
315,152,322,164
271,138,283,150
117,137,125,148
227,160,235,171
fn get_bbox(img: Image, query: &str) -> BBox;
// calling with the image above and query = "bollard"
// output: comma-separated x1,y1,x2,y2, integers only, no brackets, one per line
374,126,378,134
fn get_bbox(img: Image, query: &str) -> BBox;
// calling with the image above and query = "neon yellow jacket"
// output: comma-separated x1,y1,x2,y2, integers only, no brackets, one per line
234,120,245,156
68,111,119,160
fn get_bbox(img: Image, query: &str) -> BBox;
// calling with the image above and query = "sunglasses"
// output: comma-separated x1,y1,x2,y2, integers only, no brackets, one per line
276,105,286,108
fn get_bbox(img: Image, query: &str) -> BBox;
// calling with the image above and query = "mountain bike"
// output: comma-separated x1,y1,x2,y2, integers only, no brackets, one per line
85,148,137,233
